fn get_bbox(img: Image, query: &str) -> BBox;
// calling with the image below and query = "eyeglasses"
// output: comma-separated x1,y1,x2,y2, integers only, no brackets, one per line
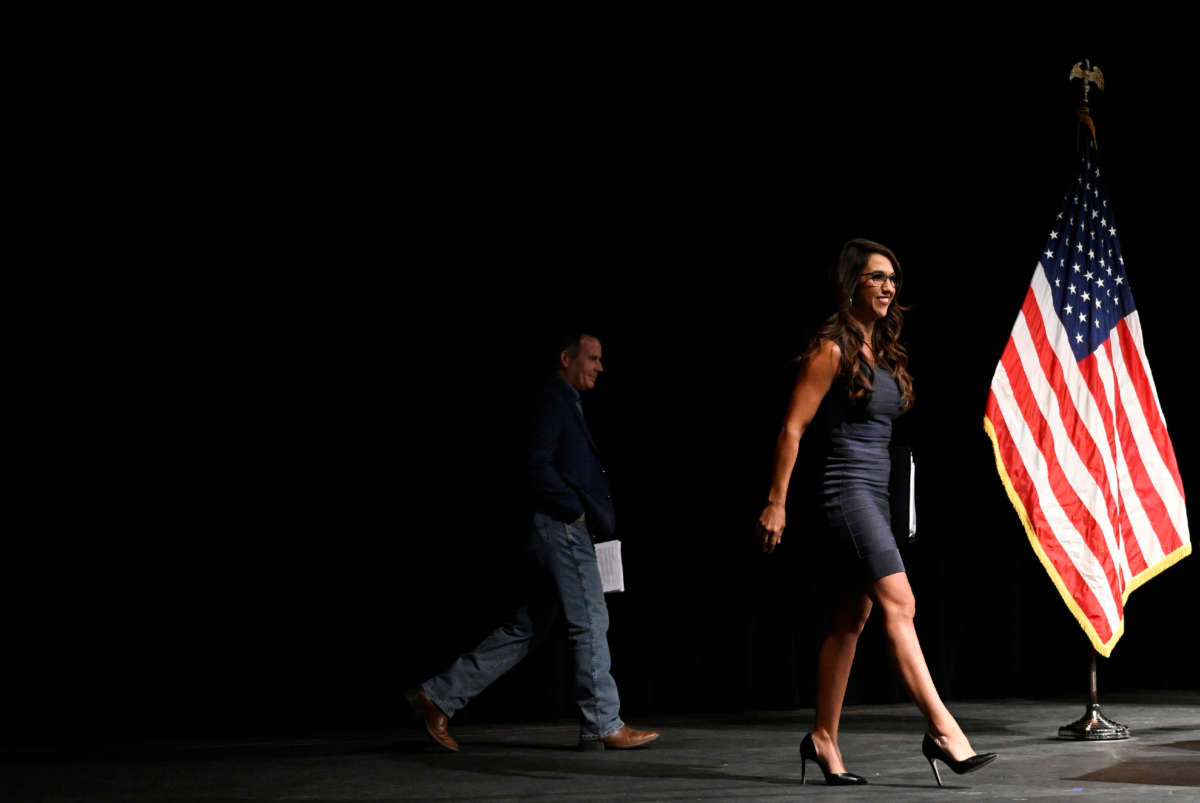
860,271,898,288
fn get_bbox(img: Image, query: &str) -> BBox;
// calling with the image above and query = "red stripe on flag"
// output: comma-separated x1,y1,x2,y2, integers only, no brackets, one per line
1115,319,1185,499
1098,342,1148,577
1020,290,1121,576
999,339,1124,613
998,339,1124,615
1113,406,1182,558
1110,355,1184,557
1118,494,1147,576
1077,351,1116,470
986,388,1115,643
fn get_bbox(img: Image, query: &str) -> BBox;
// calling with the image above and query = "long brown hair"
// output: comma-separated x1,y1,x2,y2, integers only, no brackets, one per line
806,238,914,409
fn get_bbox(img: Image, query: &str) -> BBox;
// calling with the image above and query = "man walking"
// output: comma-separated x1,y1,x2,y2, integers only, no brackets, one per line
406,332,658,751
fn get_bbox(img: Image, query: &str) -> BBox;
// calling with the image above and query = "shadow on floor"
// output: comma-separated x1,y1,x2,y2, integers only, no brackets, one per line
1069,757,1200,787
0,733,415,764
1164,740,1200,752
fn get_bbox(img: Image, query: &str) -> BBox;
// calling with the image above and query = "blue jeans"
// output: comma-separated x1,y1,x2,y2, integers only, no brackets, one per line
422,512,624,741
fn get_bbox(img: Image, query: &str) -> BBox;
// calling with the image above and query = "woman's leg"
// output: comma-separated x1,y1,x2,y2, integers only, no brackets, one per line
810,586,873,774
870,571,975,759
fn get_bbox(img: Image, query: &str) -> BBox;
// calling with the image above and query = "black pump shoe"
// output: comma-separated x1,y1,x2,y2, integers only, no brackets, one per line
921,733,997,787
799,732,868,785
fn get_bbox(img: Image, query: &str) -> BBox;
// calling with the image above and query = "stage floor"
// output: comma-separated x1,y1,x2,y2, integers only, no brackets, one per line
5,694,1198,801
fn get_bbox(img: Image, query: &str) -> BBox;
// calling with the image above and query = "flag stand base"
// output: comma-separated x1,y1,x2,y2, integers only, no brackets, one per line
1057,649,1131,740
1057,703,1130,740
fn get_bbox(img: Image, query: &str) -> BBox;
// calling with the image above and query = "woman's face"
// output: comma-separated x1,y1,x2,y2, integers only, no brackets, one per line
852,252,897,320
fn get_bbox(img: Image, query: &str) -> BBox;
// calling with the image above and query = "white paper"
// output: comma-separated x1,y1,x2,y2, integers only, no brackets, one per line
596,539,624,593
908,454,917,539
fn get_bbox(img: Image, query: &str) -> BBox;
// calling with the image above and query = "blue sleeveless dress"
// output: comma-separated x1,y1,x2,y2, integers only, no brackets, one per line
819,360,907,582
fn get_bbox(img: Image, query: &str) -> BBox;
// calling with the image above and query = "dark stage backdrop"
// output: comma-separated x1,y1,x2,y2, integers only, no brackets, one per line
8,40,1196,745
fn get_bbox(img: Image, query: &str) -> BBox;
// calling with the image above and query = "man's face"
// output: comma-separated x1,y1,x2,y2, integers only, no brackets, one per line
561,335,603,391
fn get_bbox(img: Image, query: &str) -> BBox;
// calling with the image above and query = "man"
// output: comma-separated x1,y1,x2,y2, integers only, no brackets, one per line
406,332,659,751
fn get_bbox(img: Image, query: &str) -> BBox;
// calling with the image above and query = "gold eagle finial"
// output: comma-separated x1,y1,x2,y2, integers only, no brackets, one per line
1069,60,1105,105
1070,60,1105,151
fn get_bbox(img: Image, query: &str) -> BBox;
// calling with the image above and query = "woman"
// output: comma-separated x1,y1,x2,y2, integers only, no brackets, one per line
756,239,997,787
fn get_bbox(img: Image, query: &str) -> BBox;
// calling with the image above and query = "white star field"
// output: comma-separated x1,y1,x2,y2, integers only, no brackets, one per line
1044,148,1135,359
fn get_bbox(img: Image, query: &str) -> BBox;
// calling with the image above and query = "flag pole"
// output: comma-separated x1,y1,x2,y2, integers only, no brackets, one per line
1057,648,1130,740
1056,61,1130,741
1070,59,1103,152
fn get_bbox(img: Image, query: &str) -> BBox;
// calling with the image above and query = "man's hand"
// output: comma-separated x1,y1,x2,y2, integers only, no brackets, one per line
757,503,786,553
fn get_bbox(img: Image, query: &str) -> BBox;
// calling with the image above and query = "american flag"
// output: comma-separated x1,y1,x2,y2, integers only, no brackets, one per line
984,143,1191,657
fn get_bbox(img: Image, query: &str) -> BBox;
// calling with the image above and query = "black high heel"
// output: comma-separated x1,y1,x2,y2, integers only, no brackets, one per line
921,733,997,787
799,732,868,785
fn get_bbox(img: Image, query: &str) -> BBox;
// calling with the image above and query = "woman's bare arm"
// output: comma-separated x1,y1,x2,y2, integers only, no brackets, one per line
757,339,841,552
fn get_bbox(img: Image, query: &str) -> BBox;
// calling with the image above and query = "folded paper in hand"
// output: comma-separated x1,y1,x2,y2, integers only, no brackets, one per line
596,540,624,593
908,453,917,540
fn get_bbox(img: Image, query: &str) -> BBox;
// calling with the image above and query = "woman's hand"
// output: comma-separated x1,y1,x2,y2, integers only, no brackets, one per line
757,340,839,554
758,502,786,553
757,339,839,555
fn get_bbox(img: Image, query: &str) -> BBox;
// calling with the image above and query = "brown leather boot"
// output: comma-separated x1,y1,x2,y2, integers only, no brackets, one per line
405,687,459,752
579,724,660,751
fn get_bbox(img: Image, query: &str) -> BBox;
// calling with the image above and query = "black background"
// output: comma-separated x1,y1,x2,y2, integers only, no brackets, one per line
9,30,1196,744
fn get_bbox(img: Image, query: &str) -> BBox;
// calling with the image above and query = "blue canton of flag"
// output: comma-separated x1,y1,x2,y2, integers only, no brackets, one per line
1043,147,1137,360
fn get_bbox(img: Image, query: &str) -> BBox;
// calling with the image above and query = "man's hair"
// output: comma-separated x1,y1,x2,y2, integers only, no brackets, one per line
555,330,599,361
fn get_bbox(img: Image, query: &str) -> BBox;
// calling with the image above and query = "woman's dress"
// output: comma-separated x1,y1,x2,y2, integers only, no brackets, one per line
819,361,907,582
